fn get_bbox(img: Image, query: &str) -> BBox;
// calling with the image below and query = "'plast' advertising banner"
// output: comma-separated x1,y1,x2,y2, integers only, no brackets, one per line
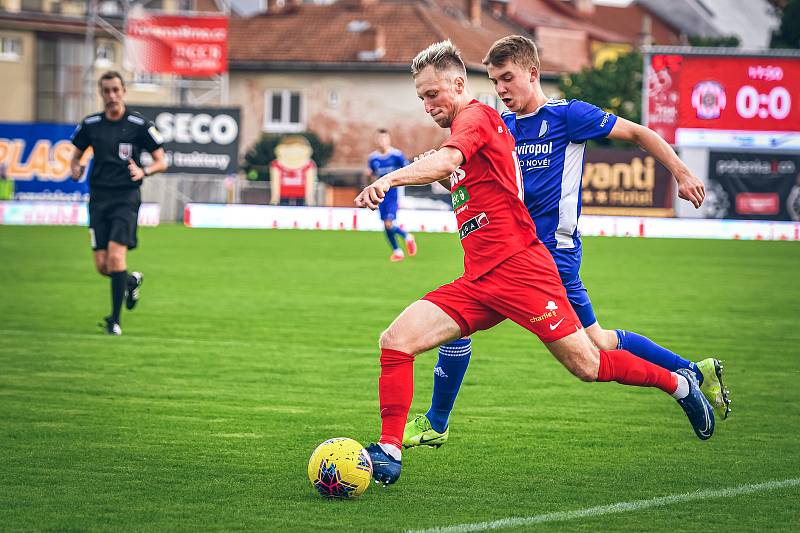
0,122,88,201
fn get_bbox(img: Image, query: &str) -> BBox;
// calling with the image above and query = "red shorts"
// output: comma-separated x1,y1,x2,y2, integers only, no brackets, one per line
422,244,581,343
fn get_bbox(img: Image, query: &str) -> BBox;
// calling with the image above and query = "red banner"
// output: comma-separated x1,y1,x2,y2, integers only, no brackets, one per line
125,14,228,77
646,54,800,145
645,54,682,144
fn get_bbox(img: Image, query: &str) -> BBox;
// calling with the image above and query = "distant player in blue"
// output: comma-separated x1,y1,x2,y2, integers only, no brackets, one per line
367,129,417,261
403,35,731,448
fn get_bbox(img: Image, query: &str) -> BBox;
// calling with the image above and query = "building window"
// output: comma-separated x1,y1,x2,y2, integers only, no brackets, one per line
264,90,305,133
328,90,339,108
36,37,86,123
132,71,161,89
178,0,196,11
95,42,115,68
0,36,22,61
20,0,46,12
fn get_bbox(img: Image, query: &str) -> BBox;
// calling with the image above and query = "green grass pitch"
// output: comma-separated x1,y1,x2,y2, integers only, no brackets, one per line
1,225,798,531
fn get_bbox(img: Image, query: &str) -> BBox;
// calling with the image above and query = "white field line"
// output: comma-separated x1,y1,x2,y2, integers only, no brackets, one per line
406,478,800,533
0,328,365,353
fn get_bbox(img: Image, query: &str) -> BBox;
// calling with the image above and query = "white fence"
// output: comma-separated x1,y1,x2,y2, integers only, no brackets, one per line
141,175,327,221
184,203,800,242
0,201,160,226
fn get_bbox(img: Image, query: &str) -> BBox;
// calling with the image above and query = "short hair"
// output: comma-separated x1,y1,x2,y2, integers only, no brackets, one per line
482,35,540,71
98,70,126,88
411,39,466,78
278,135,310,147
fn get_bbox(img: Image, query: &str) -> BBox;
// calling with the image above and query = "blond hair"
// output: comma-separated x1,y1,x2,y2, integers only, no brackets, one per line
482,35,540,71
411,39,467,78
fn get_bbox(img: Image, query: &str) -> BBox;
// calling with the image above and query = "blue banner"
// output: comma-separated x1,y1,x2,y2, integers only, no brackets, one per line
0,122,90,201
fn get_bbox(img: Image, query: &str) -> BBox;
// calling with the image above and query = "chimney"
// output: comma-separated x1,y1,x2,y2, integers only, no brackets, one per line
572,0,594,16
467,0,481,26
639,14,653,47
488,0,509,18
371,26,385,56
266,0,285,12
342,0,376,9
357,26,386,61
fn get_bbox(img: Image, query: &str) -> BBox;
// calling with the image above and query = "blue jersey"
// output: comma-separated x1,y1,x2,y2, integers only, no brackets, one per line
503,99,616,252
368,148,408,205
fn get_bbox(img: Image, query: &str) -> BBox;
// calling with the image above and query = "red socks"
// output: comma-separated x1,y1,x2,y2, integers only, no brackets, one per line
378,348,415,449
597,349,678,394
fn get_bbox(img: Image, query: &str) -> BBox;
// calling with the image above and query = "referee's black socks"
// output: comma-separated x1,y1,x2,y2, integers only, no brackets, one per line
110,270,127,324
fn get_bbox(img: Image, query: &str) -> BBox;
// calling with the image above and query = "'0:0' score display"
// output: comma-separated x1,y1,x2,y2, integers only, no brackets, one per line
737,65,790,120
679,56,800,132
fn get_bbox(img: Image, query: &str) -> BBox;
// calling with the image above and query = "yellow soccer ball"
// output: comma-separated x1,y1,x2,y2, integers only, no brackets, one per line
307,437,373,498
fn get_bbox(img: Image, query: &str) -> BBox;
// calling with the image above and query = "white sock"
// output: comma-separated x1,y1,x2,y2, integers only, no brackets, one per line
671,373,690,399
379,442,402,461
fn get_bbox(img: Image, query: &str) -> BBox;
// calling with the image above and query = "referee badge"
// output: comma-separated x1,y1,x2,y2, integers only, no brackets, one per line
118,143,133,160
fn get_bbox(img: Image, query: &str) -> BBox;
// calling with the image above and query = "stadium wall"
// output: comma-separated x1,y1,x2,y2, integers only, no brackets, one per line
183,203,800,241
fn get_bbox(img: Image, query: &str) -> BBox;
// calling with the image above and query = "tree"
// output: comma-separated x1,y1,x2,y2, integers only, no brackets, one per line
558,52,642,146
242,131,334,181
770,0,800,49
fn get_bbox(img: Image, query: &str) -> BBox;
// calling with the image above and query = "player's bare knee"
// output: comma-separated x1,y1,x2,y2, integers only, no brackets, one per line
572,362,598,382
379,326,406,352
593,329,618,351
107,256,125,272
569,348,599,382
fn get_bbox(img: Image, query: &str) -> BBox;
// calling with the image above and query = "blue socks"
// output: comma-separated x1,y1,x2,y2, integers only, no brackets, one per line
615,329,702,384
384,225,409,251
426,338,472,433
384,227,399,250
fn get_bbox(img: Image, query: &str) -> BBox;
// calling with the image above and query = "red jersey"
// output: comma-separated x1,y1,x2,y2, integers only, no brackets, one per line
271,160,315,199
442,100,539,280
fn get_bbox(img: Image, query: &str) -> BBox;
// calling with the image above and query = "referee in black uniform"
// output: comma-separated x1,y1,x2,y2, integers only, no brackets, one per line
70,71,168,335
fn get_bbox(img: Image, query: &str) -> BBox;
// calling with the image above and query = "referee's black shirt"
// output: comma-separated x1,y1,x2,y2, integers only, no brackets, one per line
71,110,164,190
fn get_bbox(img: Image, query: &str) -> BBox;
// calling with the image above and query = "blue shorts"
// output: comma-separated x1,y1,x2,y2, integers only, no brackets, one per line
378,189,399,221
549,246,597,328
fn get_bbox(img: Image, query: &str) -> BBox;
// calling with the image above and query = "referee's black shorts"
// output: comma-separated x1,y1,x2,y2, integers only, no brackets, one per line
88,187,141,251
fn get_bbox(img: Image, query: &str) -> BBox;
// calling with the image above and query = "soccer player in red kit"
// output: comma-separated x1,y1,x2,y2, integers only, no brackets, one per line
354,40,714,487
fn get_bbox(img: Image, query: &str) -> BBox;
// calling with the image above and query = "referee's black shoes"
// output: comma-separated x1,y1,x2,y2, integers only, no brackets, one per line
100,316,122,336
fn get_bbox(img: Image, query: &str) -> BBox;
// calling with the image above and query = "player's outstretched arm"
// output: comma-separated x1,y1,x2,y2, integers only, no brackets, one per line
355,147,463,209
609,118,705,208
413,149,451,191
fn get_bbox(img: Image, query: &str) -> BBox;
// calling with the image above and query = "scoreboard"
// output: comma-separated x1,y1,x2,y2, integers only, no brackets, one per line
644,49,800,150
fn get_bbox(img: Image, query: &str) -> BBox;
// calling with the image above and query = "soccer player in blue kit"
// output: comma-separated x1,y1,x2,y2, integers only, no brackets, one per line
367,129,417,261
404,35,731,448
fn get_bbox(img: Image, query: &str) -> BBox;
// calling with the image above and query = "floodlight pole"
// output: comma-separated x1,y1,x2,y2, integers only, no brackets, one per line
81,0,97,119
